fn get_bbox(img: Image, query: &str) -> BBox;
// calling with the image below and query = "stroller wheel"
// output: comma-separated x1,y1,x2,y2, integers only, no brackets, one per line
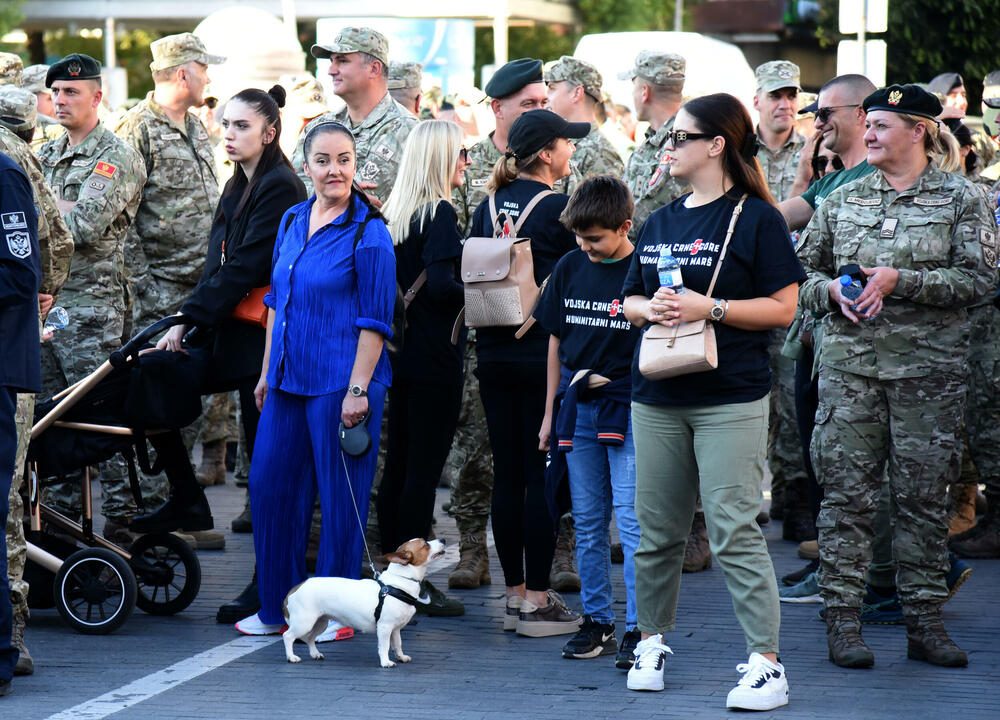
54,547,138,634
130,532,201,616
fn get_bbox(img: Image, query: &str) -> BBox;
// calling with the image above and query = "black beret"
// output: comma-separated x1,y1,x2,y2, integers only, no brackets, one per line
484,58,543,100
927,72,963,97
46,53,102,87
862,84,942,122
507,109,589,159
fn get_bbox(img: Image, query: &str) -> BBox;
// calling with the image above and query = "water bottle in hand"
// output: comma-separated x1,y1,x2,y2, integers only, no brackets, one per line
839,275,863,313
657,247,684,294
43,306,69,336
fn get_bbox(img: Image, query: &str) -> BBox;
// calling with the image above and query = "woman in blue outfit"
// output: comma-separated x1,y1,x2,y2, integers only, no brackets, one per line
236,121,396,636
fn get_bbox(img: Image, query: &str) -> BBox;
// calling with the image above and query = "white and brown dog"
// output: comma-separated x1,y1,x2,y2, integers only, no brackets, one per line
282,538,445,667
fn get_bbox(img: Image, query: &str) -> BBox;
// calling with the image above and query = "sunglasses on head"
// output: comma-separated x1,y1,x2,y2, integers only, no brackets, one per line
665,130,713,146
815,104,860,123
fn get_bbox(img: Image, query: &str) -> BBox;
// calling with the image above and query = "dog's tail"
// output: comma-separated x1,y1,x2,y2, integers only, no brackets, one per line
282,581,307,621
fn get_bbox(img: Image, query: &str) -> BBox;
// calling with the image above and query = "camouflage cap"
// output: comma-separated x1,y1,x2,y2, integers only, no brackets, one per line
22,64,49,94
0,85,37,133
544,56,603,102
280,73,327,117
387,61,422,90
618,50,685,86
150,33,226,72
0,52,23,86
755,60,802,93
311,27,389,67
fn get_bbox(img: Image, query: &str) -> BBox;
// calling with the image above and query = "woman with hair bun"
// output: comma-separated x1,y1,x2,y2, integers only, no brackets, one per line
140,85,307,624
622,93,803,709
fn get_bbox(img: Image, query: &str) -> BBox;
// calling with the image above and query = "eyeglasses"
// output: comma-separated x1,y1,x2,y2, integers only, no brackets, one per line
815,104,860,123
664,130,713,147
459,147,469,163
811,154,844,175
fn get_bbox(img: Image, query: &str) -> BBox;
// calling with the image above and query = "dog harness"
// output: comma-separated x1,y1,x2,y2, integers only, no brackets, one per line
374,578,424,622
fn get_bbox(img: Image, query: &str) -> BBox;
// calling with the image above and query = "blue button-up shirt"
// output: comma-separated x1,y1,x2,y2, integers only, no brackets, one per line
263,193,395,395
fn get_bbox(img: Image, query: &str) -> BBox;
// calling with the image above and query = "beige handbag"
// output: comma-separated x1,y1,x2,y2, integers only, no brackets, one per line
460,190,553,329
638,194,746,380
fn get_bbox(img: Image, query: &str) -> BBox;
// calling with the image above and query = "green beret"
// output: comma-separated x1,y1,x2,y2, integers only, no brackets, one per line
863,84,942,121
485,58,542,100
46,54,102,87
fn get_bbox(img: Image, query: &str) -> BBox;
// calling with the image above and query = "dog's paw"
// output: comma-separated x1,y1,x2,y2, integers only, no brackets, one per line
396,653,411,663
380,659,396,668
287,654,301,663
310,650,325,661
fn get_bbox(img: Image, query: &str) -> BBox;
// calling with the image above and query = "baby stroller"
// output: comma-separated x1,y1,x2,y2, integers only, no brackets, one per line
23,316,206,634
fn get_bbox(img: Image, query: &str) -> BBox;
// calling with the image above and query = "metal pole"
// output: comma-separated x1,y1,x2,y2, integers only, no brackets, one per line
493,0,509,67
675,0,684,32
281,0,297,35
104,16,116,69
859,0,868,79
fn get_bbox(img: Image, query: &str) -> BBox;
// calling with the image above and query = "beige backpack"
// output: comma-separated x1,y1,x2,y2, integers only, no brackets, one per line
460,190,553,330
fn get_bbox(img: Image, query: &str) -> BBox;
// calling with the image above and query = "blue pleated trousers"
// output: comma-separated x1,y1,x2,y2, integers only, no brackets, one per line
250,382,386,625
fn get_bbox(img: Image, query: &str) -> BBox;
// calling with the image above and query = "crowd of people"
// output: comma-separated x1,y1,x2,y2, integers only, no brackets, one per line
1,26,999,710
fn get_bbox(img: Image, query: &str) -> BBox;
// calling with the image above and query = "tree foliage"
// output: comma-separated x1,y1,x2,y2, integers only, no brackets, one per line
0,0,24,37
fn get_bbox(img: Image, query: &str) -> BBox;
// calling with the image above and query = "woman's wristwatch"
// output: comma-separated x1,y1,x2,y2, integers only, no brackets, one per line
348,384,368,397
710,298,729,322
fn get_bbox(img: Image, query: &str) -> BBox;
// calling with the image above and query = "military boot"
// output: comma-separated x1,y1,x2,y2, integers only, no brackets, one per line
550,513,581,593
196,439,227,487
231,492,252,533
12,614,33,676
950,508,1000,558
682,511,712,573
947,483,978,536
448,531,491,589
905,607,968,667
825,607,875,668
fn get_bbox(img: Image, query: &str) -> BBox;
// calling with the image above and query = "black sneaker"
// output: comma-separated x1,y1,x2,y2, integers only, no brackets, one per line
414,580,465,617
562,615,616,659
615,628,641,669
781,558,819,586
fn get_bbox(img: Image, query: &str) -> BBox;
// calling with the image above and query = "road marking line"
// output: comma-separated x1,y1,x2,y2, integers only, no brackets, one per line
45,530,496,719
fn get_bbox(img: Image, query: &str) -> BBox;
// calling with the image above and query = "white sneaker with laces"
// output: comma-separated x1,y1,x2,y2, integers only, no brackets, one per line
725,652,789,711
315,620,355,643
234,613,285,636
626,634,673,691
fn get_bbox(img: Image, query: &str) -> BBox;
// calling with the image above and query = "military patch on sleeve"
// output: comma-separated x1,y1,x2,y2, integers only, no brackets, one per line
980,227,996,248
359,160,380,182
374,144,394,161
984,245,997,268
79,175,112,200
1,211,27,229
6,230,31,258
94,161,118,178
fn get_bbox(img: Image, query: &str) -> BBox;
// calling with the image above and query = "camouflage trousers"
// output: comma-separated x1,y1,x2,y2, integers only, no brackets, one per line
811,367,964,613
960,303,1000,501
767,329,808,506
444,341,494,536
7,394,32,621
41,303,140,522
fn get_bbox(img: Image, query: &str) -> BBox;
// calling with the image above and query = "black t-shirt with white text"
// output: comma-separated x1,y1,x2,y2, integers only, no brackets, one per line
535,249,640,378
622,192,806,406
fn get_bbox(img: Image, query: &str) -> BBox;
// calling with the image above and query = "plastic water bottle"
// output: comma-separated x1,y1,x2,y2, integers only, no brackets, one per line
839,275,863,312
43,306,69,336
657,247,684,293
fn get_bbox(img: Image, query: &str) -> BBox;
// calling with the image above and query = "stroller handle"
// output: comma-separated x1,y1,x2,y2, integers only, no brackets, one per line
111,314,192,368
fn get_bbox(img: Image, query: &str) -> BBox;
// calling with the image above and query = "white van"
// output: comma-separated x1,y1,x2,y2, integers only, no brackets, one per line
574,32,757,112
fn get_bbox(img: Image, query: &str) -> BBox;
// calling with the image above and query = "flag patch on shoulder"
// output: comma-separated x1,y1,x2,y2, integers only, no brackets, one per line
94,161,117,178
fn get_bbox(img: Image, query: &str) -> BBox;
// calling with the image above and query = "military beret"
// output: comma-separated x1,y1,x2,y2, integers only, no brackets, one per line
0,52,23,86
150,33,225,73
388,61,422,91
927,72,963,97
863,84,942,122
485,58,543,100
22,65,49,94
755,60,801,93
46,54,102,87
506,109,589,160
618,51,685,85
0,85,37,133
312,27,389,67
544,56,603,103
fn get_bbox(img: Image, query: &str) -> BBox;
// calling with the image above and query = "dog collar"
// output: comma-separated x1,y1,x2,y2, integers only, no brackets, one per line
374,578,425,622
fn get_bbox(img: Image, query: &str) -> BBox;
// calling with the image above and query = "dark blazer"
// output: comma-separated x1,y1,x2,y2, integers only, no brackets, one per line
0,152,41,392
181,162,306,386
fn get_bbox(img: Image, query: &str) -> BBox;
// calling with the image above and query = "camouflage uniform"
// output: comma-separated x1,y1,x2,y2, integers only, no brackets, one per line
387,61,422,116
38,122,147,521
21,64,64,152
757,131,806,204
0,51,23,86
796,165,997,613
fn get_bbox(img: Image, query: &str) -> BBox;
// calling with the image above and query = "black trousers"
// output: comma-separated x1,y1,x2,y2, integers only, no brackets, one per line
377,376,462,551
477,360,556,590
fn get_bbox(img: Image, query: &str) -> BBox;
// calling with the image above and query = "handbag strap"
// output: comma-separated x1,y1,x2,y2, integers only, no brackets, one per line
704,193,747,298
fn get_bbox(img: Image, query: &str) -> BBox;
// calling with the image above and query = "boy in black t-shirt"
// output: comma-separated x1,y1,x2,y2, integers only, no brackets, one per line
534,176,642,668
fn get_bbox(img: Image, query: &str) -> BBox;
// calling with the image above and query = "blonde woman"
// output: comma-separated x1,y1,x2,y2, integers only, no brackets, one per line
377,120,470,563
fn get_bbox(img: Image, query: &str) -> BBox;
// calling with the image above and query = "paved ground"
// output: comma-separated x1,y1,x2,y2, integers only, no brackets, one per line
4,473,998,719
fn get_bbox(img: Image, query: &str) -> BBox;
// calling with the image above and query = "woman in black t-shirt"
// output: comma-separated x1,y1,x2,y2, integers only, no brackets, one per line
378,121,470,599
621,94,804,709
469,110,588,636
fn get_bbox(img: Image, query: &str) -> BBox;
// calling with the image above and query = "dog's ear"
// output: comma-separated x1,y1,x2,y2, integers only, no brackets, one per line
385,550,412,566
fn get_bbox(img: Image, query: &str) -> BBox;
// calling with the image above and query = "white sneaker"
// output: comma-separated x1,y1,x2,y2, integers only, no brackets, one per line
234,613,285,636
725,652,789,711
626,634,673,691
315,620,355,643
503,595,524,631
